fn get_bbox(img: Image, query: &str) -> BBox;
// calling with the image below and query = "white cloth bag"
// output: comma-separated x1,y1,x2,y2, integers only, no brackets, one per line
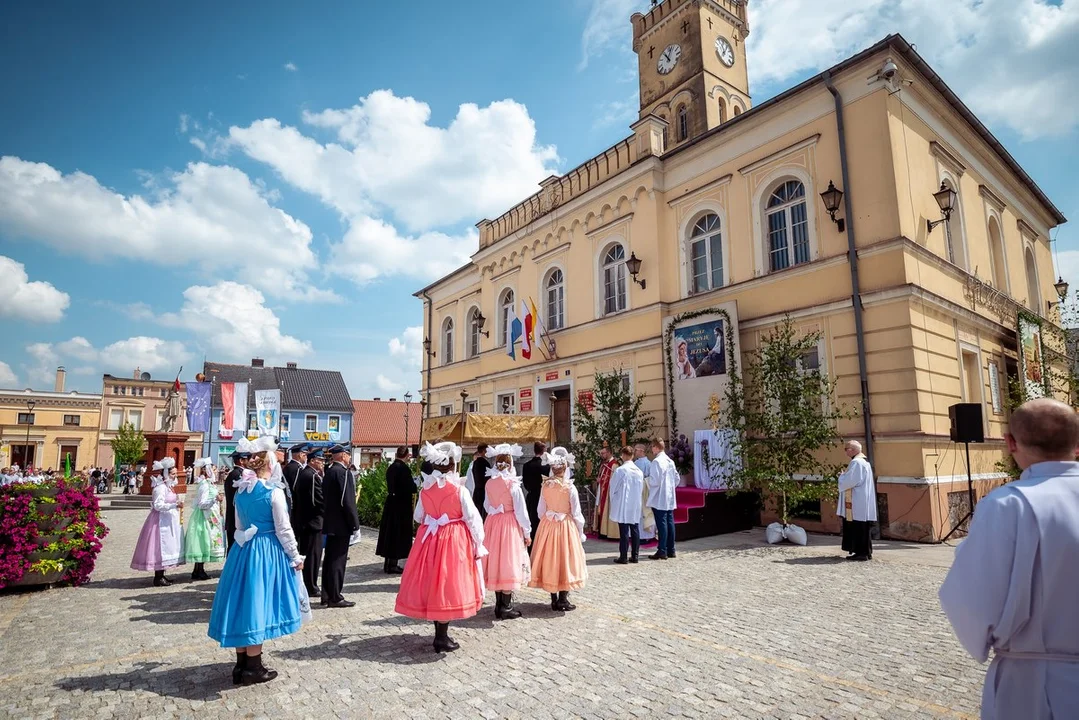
296,569,313,624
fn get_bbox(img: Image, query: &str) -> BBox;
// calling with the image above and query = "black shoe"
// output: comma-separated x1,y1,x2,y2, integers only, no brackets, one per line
556,591,576,611
433,622,459,653
325,599,355,608
850,555,870,562
629,557,639,564
650,552,668,561
241,654,278,685
551,593,561,611
496,593,522,621
386,565,404,575
613,557,629,565
668,552,677,559
191,570,211,581
232,654,246,686
153,575,168,587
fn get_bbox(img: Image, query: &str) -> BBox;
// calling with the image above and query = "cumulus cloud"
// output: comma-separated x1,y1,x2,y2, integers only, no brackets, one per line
23,336,190,387
579,0,638,71
389,326,424,371
284,62,297,72
0,255,70,323
375,374,403,393
0,157,321,299
328,217,475,285
0,361,17,386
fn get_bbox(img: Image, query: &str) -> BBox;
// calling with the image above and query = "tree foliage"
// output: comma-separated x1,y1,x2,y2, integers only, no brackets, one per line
570,368,653,483
110,423,146,467
709,317,853,525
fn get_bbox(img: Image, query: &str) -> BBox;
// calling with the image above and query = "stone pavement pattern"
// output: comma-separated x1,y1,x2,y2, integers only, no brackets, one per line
0,500,985,719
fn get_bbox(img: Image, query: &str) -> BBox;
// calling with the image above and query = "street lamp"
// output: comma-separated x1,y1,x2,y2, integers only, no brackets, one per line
474,312,490,338
24,400,35,470
926,183,958,235
403,391,413,447
626,252,646,289
819,180,846,232
1048,277,1070,315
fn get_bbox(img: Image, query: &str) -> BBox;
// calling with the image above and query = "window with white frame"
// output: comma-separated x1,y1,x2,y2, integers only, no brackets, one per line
689,213,724,293
942,178,966,269
988,360,1003,414
988,217,1007,291
440,404,454,416
960,348,983,410
467,307,481,358
441,317,454,365
466,400,478,413
497,393,516,415
108,409,124,430
281,413,290,434
305,414,317,432
766,180,810,272
128,410,143,431
602,244,628,315
499,289,515,347
1024,246,1040,313
546,268,565,330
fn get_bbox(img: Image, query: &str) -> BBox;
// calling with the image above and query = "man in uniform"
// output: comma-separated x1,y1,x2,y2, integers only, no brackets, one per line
521,441,549,549
224,449,250,554
292,447,325,598
283,443,308,496
321,445,360,608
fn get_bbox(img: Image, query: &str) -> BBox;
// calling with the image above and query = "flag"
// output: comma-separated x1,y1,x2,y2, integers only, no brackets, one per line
64,453,71,480
174,377,181,392
218,382,248,440
185,382,212,433
520,299,533,360
506,304,522,360
254,389,281,437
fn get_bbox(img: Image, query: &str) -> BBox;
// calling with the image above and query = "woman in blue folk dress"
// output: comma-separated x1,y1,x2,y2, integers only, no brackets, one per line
208,435,305,686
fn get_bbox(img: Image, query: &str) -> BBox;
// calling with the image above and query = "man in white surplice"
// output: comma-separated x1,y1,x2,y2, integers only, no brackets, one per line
610,446,645,564
836,441,876,561
939,398,1079,720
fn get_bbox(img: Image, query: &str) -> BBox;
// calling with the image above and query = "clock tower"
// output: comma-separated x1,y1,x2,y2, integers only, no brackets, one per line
632,0,751,149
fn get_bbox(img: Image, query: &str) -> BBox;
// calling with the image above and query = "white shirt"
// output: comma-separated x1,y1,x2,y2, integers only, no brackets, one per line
609,461,644,524
646,451,679,511
836,454,877,522
939,461,1079,720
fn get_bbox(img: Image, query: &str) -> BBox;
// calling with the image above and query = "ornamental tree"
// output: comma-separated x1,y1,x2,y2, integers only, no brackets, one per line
110,422,146,467
571,368,653,482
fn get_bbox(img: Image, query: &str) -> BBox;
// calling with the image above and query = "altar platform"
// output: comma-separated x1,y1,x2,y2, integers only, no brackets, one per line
673,487,759,541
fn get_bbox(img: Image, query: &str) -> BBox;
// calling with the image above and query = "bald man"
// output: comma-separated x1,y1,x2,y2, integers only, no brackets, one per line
939,398,1079,719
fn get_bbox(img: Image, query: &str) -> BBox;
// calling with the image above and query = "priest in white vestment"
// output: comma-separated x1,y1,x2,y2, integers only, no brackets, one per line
939,398,1079,720
836,440,876,560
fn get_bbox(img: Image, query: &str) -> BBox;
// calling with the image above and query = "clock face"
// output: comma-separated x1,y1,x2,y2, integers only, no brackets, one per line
715,36,735,67
657,43,681,75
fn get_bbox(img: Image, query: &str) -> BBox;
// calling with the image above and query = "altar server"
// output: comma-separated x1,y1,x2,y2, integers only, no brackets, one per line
130,457,184,586
939,399,1079,720
292,447,325,597
185,458,225,580
208,436,303,686
633,443,656,542
610,446,644,564
647,438,679,560
529,447,587,611
837,440,876,561
321,445,360,608
376,446,416,575
395,441,486,652
481,443,531,619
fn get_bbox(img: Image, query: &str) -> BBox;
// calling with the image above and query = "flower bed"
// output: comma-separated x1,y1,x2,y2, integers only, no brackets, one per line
0,480,109,589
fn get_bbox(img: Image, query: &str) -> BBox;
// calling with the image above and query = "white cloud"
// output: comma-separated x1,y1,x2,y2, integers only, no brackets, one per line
375,374,403,393
328,216,475,285
592,96,638,130
284,62,298,72
0,361,16,386
22,336,189,387
160,281,312,362
579,0,638,71
179,113,190,134
0,157,322,299
0,255,70,323
389,326,424,371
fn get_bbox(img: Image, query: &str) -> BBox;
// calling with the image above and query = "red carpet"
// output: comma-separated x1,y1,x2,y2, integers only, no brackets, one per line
674,487,723,524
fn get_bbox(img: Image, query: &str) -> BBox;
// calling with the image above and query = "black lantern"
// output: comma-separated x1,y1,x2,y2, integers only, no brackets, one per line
819,180,845,232
1054,277,1069,301
927,183,958,234
422,337,435,358
474,311,490,338
626,252,646,289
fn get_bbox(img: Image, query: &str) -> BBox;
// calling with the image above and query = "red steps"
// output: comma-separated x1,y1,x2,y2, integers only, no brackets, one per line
674,486,711,524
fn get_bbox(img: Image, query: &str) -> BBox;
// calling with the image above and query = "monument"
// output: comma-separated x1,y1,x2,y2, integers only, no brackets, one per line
140,371,192,495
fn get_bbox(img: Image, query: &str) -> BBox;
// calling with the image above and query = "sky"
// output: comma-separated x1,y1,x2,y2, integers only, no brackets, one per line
1,0,1077,398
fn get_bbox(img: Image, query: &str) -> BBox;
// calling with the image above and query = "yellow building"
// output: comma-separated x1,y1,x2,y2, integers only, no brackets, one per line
0,367,102,471
95,371,204,469
415,0,1067,542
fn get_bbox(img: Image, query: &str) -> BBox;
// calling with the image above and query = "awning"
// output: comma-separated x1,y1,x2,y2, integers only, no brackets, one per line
420,413,553,445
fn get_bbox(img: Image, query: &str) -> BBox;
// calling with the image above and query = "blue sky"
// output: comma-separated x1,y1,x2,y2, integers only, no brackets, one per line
1,0,1077,397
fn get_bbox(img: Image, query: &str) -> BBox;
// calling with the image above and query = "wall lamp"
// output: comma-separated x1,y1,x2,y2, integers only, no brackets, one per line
422,337,436,358
926,183,957,235
819,180,846,233
1048,277,1070,314
626,252,646,289
474,312,490,338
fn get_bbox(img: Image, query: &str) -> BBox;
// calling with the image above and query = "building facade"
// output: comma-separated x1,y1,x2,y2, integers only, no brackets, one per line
95,370,204,468
203,360,354,466
415,1,1067,542
351,398,422,468
0,367,101,471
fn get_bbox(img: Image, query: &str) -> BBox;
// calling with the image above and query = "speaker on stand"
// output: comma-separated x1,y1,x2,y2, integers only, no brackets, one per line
941,403,984,542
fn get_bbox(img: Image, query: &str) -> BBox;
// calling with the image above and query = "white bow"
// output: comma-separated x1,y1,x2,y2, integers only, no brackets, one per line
545,510,567,522
234,525,259,547
422,513,451,542
488,505,506,515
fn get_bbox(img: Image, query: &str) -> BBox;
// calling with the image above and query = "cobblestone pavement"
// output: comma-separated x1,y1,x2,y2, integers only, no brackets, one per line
0,501,984,720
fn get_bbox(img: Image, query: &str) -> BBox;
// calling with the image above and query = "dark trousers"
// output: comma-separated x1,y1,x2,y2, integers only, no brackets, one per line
322,534,350,602
845,520,873,558
298,529,323,596
526,494,540,551
618,522,640,560
653,508,676,557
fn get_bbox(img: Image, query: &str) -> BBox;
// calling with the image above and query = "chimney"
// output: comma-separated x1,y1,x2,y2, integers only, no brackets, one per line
251,358,264,368
373,397,381,401
286,362,297,370
55,366,66,392
389,397,397,402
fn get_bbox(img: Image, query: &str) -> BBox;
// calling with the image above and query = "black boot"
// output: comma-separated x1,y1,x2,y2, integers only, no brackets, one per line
191,563,210,581
153,570,168,587
499,592,522,620
232,652,246,685
493,591,504,619
241,653,278,685
551,593,561,611
433,622,459,653
557,591,576,611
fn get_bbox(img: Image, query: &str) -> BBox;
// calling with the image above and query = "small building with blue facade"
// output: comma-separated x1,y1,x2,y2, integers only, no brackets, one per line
203,359,354,466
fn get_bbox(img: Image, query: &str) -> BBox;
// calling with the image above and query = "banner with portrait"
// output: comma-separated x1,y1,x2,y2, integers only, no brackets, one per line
1018,314,1047,399
663,302,741,438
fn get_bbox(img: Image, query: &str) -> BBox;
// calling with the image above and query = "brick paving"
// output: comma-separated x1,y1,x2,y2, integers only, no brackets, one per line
0,500,985,719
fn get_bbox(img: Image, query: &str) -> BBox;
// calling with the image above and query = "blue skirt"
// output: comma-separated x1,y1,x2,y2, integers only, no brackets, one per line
207,533,302,648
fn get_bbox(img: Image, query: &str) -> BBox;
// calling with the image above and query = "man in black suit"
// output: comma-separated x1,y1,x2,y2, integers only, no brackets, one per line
224,450,250,554
283,443,307,495
521,441,550,549
377,446,416,574
321,445,360,608
292,447,325,597
470,443,491,521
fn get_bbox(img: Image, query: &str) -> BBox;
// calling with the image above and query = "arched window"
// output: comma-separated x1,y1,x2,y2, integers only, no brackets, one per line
545,268,565,331
765,180,810,272
942,178,966,269
717,98,727,125
659,115,669,150
677,105,689,142
499,289,515,346
441,318,454,365
1025,247,1040,313
602,244,628,315
467,307,481,358
689,213,724,293
988,217,1007,292
733,106,743,117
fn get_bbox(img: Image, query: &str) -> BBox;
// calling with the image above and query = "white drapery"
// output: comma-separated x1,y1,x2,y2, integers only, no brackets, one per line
693,429,739,490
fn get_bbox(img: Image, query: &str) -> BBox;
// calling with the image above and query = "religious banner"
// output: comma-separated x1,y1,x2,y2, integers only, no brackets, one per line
328,415,341,442
218,382,248,440
663,302,741,437
184,381,212,433
1018,314,1047,399
254,389,281,437
671,318,728,380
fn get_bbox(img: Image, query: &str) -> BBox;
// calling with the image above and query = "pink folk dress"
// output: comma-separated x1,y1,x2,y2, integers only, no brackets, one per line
395,473,486,622
528,477,588,593
130,477,185,571
481,470,531,592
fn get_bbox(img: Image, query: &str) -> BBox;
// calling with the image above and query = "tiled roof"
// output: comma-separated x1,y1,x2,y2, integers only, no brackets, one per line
203,362,354,413
351,399,422,447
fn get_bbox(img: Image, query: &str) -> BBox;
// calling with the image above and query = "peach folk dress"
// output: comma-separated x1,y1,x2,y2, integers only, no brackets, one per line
394,473,486,622
481,471,532,592
528,476,588,593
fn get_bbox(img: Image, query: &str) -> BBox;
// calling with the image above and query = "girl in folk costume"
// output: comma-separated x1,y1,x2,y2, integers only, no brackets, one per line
130,457,185,587
481,443,531,620
208,436,305,686
529,447,588,611
395,441,486,653
185,457,225,580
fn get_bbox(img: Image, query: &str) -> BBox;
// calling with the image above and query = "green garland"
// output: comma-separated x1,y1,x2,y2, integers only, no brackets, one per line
1016,308,1051,398
664,307,738,437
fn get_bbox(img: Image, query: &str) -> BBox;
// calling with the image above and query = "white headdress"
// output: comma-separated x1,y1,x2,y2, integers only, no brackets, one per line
150,457,177,488
420,441,462,467
543,447,575,469
194,457,213,469
234,435,284,493
489,443,523,459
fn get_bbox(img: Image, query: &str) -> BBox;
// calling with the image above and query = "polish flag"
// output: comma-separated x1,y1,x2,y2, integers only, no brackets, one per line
218,382,248,440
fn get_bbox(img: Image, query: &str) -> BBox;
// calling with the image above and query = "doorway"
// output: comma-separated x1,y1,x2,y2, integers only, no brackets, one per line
11,444,35,469
184,450,197,470
552,389,572,445
59,445,78,470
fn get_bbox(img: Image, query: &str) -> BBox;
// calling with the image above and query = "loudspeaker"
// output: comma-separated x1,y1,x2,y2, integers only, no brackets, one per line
949,403,984,443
